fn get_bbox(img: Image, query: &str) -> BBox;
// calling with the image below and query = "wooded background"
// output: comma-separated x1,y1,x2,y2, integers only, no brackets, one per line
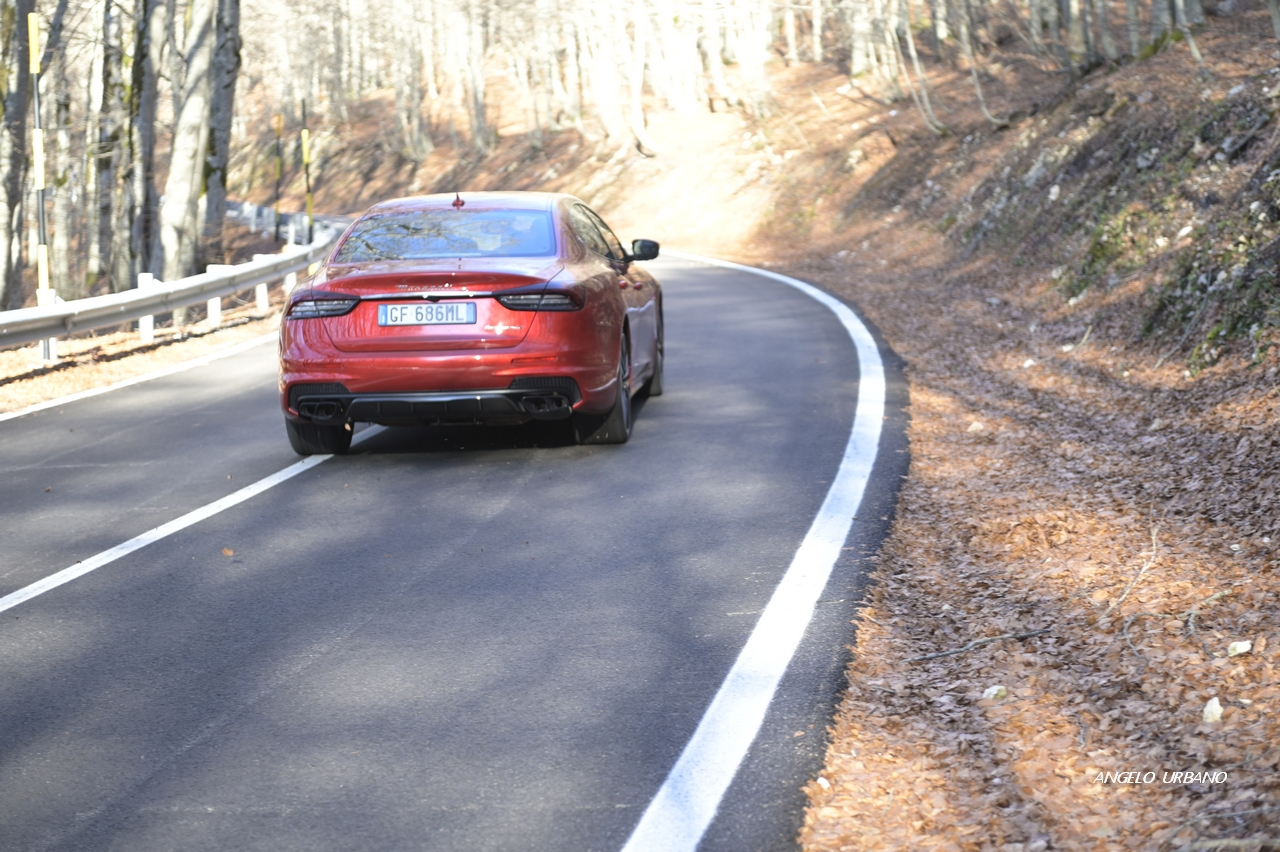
1,0,1267,311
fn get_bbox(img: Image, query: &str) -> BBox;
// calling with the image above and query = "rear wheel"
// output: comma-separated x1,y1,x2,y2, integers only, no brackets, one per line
641,309,663,398
285,419,353,455
574,335,633,445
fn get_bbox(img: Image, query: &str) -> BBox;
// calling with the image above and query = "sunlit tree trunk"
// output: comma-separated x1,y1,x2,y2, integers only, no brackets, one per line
51,43,72,298
1124,0,1140,55
784,4,799,63
132,0,165,277
0,0,36,310
204,0,241,266
160,0,217,282
1094,0,1117,60
97,0,132,292
812,0,824,61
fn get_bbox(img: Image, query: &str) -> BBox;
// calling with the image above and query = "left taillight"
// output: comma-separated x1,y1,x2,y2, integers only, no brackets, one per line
287,296,359,319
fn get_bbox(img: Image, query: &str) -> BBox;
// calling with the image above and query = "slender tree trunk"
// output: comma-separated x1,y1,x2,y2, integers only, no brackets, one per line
1151,0,1172,39
83,37,102,290
97,0,128,292
1067,0,1086,57
928,0,950,47
1094,0,1117,59
700,5,735,109
734,0,772,115
1029,0,1044,56
203,0,240,266
132,0,165,277
812,0,824,62
959,0,1005,125
1125,0,1141,56
563,21,583,129
1267,0,1280,41
900,0,945,131
784,5,799,63
464,0,490,153
51,45,72,298
627,0,660,153
0,0,36,310
160,0,217,282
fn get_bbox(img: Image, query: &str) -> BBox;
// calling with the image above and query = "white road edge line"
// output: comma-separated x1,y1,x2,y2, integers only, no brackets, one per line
622,251,886,852
0,332,278,424
0,426,386,615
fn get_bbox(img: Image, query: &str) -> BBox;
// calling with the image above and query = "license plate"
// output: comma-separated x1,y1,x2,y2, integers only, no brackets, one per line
378,302,477,326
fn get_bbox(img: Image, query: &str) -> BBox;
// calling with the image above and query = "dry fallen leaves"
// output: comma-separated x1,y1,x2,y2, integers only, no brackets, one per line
778,24,1280,852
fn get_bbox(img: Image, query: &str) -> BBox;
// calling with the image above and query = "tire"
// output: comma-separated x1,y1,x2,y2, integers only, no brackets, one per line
574,334,633,445
641,309,663,398
285,419,353,455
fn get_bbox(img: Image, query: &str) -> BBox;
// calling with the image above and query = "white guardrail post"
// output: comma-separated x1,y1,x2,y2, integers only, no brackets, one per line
205,265,233,328
35,287,58,362
137,272,157,343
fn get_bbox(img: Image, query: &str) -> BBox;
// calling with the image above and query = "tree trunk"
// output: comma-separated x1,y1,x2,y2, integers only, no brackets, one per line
203,0,241,267
929,0,949,48
627,0,659,153
1029,0,1044,56
1151,0,1173,39
1094,0,1117,59
160,0,217,282
97,0,131,292
699,5,735,109
1067,0,1086,58
0,0,36,310
464,0,491,153
734,0,773,116
132,0,165,277
784,5,799,63
812,0,824,62
1125,0,1140,56
51,44,72,298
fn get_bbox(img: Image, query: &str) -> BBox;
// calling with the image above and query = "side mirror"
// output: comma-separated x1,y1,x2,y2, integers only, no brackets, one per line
629,239,660,262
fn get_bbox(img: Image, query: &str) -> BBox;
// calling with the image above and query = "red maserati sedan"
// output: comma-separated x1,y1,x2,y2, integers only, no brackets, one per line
278,192,663,455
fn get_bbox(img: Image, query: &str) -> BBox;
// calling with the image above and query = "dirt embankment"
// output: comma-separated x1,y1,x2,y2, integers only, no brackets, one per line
8,11,1280,849
762,15,1280,852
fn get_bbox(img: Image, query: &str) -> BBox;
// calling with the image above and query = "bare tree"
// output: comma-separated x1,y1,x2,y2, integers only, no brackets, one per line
160,0,217,282
203,0,243,265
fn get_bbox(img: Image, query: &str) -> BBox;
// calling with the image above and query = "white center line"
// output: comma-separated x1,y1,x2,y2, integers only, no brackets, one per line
0,426,385,615
621,252,886,852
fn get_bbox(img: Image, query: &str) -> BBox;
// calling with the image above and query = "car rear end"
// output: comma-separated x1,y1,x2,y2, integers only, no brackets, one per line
279,194,621,439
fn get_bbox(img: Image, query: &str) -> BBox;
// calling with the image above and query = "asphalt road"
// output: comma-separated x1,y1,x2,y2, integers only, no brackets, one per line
0,256,907,852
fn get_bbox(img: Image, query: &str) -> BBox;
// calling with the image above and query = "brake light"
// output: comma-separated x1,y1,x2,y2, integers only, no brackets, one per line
497,291,582,311
287,297,359,319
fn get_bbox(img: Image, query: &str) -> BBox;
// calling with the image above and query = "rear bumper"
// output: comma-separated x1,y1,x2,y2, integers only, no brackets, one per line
286,378,582,426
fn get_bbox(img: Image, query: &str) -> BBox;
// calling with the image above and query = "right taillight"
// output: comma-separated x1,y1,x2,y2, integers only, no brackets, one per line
497,290,583,311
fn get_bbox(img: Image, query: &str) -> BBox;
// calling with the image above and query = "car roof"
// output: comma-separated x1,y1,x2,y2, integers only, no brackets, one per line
360,192,581,216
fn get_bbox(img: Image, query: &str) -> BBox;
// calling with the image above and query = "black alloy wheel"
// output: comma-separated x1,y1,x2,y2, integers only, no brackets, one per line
574,333,633,445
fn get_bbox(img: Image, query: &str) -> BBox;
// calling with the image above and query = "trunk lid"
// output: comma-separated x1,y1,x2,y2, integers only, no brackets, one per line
316,259,560,352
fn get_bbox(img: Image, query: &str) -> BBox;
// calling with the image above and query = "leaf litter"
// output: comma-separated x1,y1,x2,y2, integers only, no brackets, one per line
751,16,1280,852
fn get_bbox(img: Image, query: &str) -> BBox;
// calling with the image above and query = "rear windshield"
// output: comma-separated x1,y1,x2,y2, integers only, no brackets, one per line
334,210,556,262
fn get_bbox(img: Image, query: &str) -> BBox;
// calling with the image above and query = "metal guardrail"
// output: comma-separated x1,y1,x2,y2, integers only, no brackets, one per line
0,218,341,352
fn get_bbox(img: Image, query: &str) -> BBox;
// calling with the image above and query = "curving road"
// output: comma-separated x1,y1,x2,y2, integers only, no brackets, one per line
0,256,907,852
